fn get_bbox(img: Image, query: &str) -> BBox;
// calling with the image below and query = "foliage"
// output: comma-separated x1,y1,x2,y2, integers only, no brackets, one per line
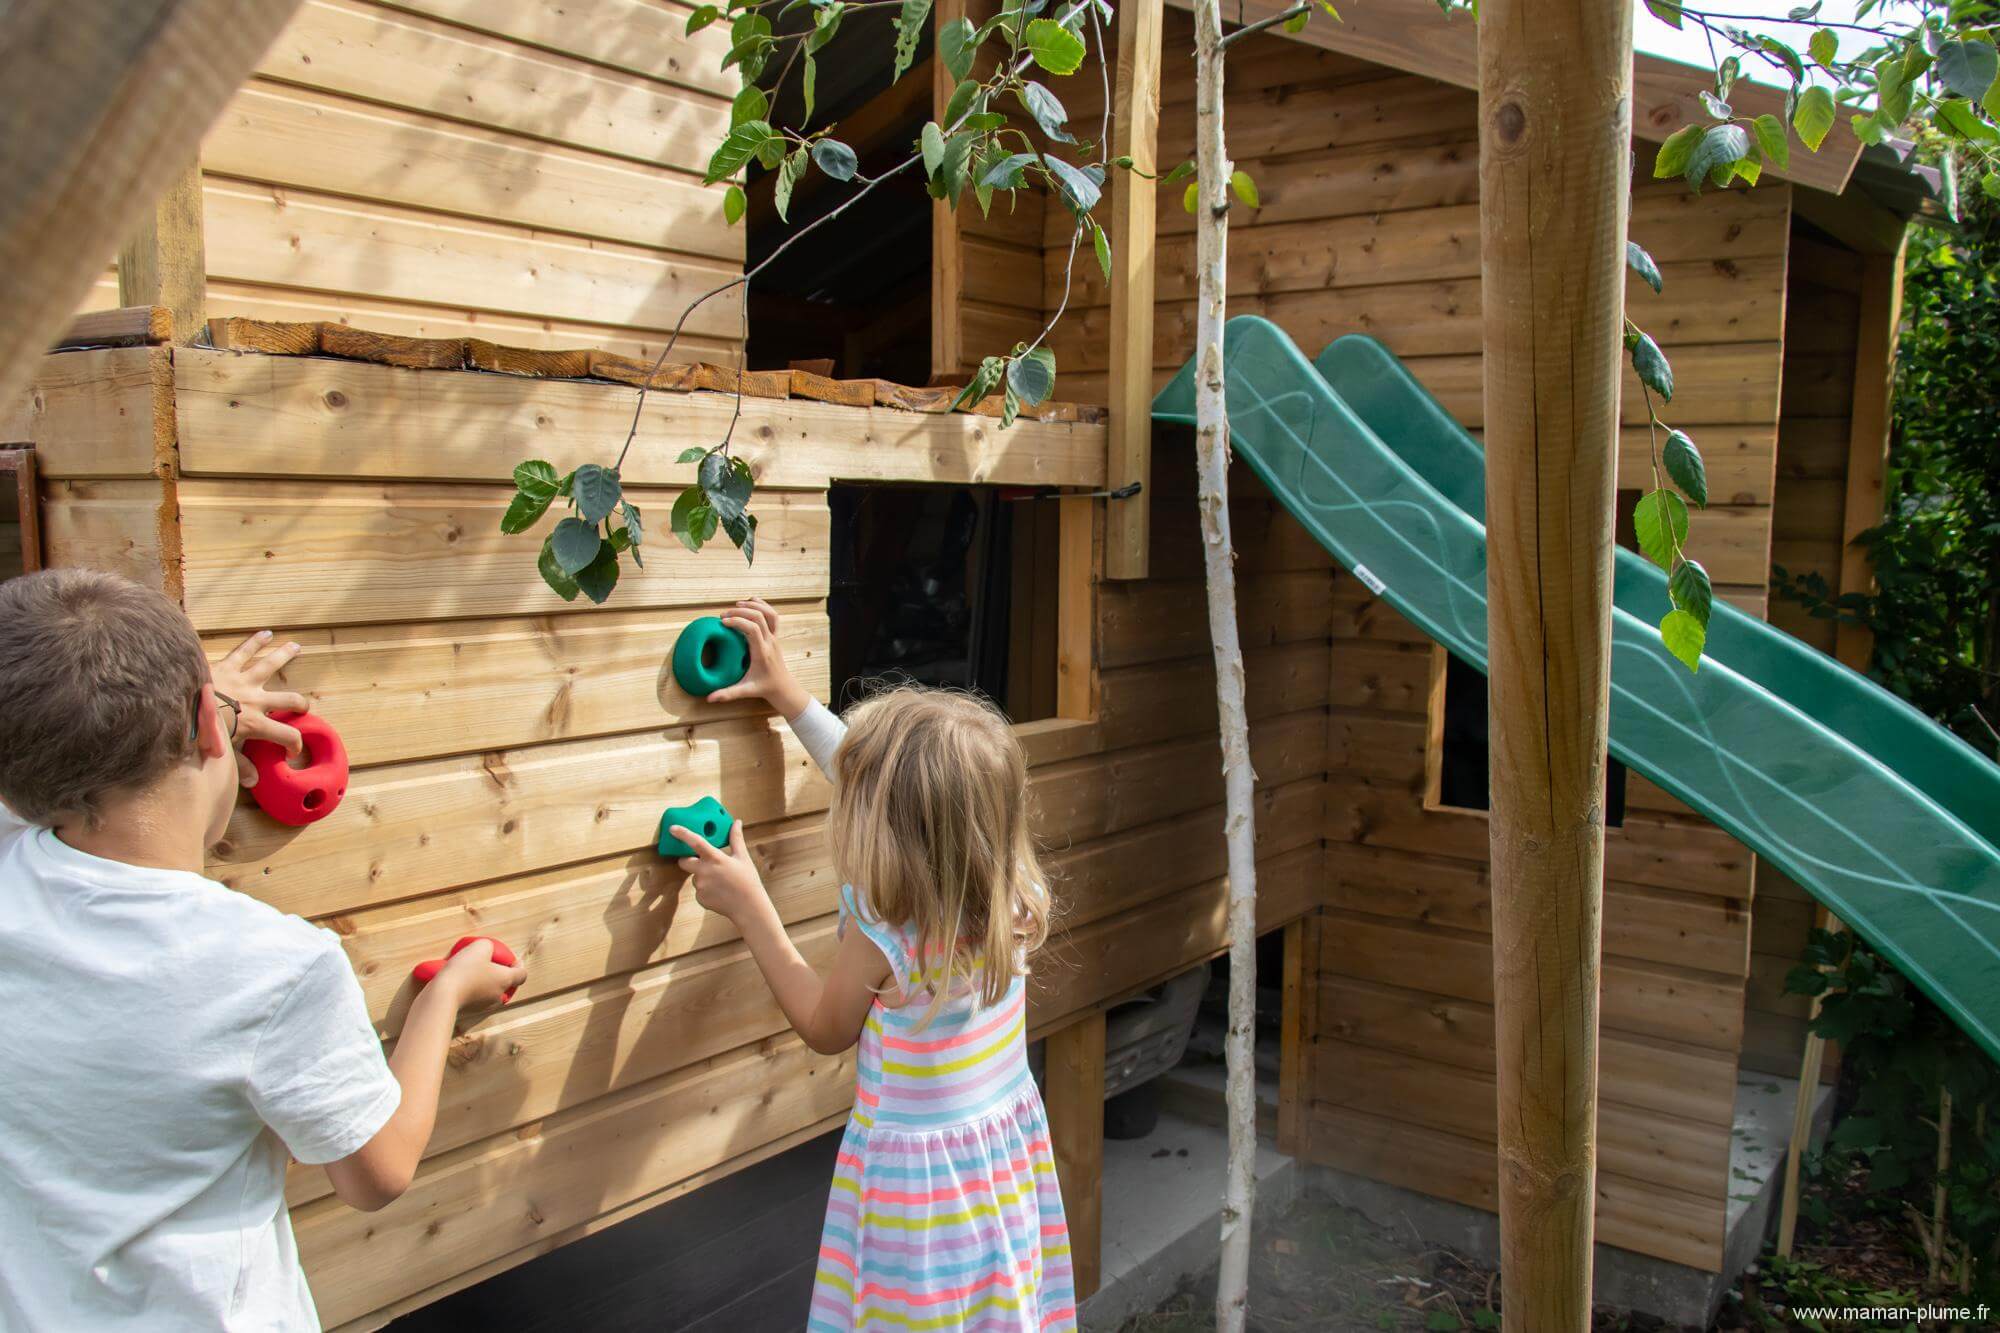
1777,189,2000,755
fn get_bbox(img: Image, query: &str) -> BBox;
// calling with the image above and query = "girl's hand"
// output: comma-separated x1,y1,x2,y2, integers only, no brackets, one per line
434,937,529,1013
675,819,772,922
209,630,313,786
707,598,812,719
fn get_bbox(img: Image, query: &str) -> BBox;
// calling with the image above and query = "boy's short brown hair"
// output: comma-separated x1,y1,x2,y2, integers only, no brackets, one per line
0,570,209,827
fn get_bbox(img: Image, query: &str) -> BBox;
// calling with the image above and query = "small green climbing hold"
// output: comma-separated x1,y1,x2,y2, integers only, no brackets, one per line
657,795,735,859
672,615,750,697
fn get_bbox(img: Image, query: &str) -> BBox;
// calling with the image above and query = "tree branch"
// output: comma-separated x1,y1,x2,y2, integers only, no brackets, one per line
1218,2,1308,50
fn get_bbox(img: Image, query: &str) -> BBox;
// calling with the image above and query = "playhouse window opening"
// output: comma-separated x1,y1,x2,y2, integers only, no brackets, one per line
0,447,38,583
1428,489,1642,825
828,482,1059,723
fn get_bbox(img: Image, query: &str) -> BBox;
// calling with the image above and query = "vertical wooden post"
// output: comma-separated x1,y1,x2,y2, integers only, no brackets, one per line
1045,1011,1106,1300
1476,0,1633,1322
1834,235,1908,672
929,0,968,380
1104,0,1164,580
1056,495,1101,720
1776,904,1835,1257
1276,914,1318,1158
117,159,207,345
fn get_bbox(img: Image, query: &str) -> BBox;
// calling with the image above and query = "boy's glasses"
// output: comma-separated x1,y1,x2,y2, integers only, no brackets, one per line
190,689,242,743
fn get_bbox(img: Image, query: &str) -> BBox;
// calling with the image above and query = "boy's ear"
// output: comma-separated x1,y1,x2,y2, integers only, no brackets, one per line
194,683,230,761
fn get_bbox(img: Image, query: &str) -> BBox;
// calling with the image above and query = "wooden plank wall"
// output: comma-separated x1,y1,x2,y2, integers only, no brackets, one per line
80,0,745,365
19,342,1335,1328
1036,17,1797,1273
1745,214,1869,1078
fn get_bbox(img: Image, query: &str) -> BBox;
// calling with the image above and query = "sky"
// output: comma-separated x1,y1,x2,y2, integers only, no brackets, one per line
1633,0,1871,83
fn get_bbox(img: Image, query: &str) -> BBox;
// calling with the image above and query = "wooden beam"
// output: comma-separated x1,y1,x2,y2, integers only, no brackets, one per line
53,305,173,351
1478,0,1631,1321
931,0,969,379
117,159,206,345
1159,0,1862,195
1044,1010,1106,1300
0,0,301,409
1057,496,1101,719
1793,185,1908,255
1835,235,1908,670
0,448,42,574
1105,0,1164,580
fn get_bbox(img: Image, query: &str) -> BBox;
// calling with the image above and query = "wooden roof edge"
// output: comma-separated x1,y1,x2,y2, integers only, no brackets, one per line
1165,0,1866,196
51,305,173,351
180,316,1108,426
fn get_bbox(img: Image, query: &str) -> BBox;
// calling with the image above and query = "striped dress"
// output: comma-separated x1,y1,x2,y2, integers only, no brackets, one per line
808,882,1077,1332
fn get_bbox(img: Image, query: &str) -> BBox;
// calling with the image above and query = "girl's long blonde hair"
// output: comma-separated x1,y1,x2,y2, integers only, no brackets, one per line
827,685,1050,1016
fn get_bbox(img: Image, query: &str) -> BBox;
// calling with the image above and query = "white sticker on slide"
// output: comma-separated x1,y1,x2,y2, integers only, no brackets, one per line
1351,563,1387,595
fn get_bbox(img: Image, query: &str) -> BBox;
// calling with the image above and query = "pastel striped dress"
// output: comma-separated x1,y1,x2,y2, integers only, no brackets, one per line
809,884,1077,1332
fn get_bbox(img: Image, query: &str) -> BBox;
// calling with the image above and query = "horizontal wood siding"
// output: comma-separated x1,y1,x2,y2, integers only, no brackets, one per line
81,0,745,363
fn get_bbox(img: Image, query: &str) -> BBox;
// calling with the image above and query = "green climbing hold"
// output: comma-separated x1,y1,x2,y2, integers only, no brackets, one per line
672,615,750,697
657,795,735,859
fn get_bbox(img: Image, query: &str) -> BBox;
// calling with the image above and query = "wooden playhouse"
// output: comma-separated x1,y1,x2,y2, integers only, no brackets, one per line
0,0,1929,1323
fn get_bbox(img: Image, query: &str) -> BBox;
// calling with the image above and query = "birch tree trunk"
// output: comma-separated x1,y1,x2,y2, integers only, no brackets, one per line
1191,3,1261,1328
1477,0,1632,1323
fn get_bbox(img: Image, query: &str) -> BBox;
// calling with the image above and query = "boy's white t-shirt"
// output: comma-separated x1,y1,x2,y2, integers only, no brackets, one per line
0,804,400,1331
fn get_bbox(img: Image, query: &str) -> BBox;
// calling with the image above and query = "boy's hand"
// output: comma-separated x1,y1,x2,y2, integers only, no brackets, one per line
707,599,811,719
210,631,313,786
433,938,528,1013
675,819,771,923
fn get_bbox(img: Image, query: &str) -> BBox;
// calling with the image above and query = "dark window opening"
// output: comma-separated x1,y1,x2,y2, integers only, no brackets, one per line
1431,488,1642,826
828,483,1058,722
0,448,40,583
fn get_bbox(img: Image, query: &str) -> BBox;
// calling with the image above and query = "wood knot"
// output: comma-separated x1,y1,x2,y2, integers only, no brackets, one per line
323,389,348,410
1494,101,1527,143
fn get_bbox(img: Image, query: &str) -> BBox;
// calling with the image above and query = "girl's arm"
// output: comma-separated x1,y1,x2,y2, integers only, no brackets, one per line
706,598,845,778
674,818,889,1054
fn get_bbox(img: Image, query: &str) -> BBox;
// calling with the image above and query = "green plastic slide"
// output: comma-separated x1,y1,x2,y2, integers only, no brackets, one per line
1154,316,2000,1060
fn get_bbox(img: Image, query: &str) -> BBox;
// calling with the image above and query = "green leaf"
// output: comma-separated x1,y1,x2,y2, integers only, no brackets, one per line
1940,150,1961,223
806,3,843,54
1629,329,1673,400
619,499,644,551
1794,85,1835,151
1850,111,1887,146
1809,28,1837,69
979,151,1037,190
891,0,931,82
501,487,554,534
513,459,560,498
574,539,620,605
1228,169,1260,209
1660,607,1706,671
1671,557,1714,629
803,55,817,120
1009,347,1057,405
1183,179,1199,213
1662,429,1708,507
1759,37,1804,84
1160,160,1196,188
730,84,768,128
699,451,755,525
1000,379,1021,429
1016,82,1075,144
1984,169,2000,202
677,446,710,464
1698,89,1732,121
551,515,604,574
1643,0,1681,28
1937,40,1998,101
940,15,979,80
1875,53,1913,126
1025,17,1086,75
1652,123,1704,178
704,119,774,185
1936,99,2000,144
1625,240,1662,295
1091,219,1111,280
1752,113,1790,172
1045,157,1103,214
935,132,977,205
944,78,980,130
1684,123,1748,191
921,121,946,175
952,356,1005,411
1283,7,1308,31
723,183,747,225
572,462,622,523
1425,1313,1460,1333
670,485,718,553
1633,489,1690,570
721,509,758,564
686,4,720,34
811,138,858,181
538,534,581,601
773,147,810,222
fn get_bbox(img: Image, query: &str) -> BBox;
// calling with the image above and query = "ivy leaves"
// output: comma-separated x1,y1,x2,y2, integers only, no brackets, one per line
504,461,644,605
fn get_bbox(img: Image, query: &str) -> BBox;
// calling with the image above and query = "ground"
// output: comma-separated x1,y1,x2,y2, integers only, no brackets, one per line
1113,1166,1968,1333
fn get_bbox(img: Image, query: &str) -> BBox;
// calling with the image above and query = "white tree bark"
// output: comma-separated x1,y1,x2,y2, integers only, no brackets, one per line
1191,3,1260,1328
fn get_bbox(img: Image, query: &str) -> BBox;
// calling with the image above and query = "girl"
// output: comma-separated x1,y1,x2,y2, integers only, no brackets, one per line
670,598,1076,1333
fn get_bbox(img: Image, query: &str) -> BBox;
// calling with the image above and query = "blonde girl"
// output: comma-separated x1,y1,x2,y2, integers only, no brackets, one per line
671,599,1075,1333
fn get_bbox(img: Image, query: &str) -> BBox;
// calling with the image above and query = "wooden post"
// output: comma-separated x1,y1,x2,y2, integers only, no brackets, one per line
1045,1011,1106,1300
118,159,207,345
0,448,42,575
0,0,301,408
930,0,967,380
1276,914,1318,1158
1056,495,1100,720
1834,236,1908,672
1476,0,1634,1322
1104,0,1164,580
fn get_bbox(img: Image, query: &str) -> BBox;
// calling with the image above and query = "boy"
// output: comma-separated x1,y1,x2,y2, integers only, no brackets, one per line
0,569,525,1330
